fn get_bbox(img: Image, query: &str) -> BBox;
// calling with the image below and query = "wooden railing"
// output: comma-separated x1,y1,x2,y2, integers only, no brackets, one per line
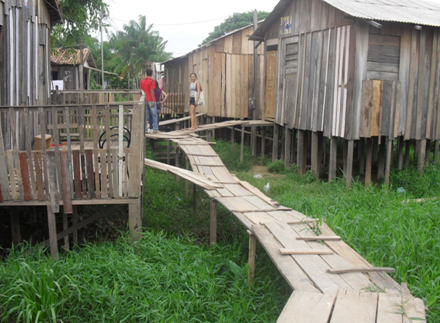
162,93,185,115
50,90,143,105
0,99,145,213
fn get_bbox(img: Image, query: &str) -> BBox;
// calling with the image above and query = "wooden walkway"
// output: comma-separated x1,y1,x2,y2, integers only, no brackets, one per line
145,119,427,323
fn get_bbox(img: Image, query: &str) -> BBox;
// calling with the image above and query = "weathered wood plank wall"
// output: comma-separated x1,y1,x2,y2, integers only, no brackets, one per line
164,24,264,119
268,0,440,142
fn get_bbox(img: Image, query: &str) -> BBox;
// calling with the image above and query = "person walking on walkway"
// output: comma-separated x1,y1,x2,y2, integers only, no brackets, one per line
140,69,158,133
188,73,201,130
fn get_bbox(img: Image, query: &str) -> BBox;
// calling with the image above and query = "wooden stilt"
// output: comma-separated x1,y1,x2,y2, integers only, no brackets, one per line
365,138,373,187
358,138,365,175
185,157,189,199
247,230,256,290
311,132,319,178
418,139,426,175
285,128,292,168
47,206,58,260
425,140,431,166
297,130,306,175
377,138,386,180
329,137,337,181
261,127,266,159
167,141,171,165
292,129,297,164
240,125,245,162
272,124,279,162
398,137,404,170
345,140,354,189
231,126,235,153
372,136,378,164
10,208,21,246
384,138,393,187
434,140,439,165
62,209,70,250
251,126,257,164
343,140,348,174
175,147,180,181
280,126,285,161
211,117,216,140
72,206,79,244
128,199,142,242
404,140,411,168
209,199,217,247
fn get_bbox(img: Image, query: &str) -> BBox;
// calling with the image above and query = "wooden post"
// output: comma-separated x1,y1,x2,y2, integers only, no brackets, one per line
47,206,58,260
240,125,245,162
185,157,189,199
175,146,180,182
384,138,393,187
398,137,404,170
251,126,257,164
297,130,306,175
404,140,411,168
272,124,279,162
377,138,386,180
261,127,266,159
231,126,235,153
211,117,216,140
129,199,142,243
365,138,373,187
10,208,21,246
210,199,217,247
345,140,354,189
167,141,171,165
247,230,256,290
329,137,337,181
425,140,431,166
280,126,285,161
285,128,292,168
311,132,319,178
418,139,426,175
62,209,70,250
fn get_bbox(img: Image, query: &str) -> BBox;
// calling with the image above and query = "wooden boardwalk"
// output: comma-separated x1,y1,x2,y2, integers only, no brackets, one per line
145,119,427,323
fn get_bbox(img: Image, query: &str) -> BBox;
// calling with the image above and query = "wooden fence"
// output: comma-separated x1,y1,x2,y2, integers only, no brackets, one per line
162,93,185,115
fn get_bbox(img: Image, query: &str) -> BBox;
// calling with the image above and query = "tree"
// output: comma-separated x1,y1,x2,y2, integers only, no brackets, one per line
51,0,108,47
109,15,171,84
201,11,270,46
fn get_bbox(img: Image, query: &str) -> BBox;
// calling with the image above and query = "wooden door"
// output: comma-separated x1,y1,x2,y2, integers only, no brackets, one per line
265,51,277,119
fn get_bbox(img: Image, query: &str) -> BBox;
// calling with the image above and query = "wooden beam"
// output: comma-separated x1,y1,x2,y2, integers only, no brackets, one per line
280,248,333,255
311,132,319,177
329,137,337,181
272,124,279,162
345,140,354,189
296,236,341,241
365,138,373,187
46,206,58,260
210,199,217,247
326,267,395,274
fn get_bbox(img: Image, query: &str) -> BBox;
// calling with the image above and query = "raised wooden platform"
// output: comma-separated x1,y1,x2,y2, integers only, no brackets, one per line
145,118,427,323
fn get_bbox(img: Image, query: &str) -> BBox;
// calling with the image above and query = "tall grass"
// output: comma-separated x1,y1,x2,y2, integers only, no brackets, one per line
236,161,440,322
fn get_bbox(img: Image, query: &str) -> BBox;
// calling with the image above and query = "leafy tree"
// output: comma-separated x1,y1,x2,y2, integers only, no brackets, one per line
51,0,108,47
201,11,270,45
108,15,171,84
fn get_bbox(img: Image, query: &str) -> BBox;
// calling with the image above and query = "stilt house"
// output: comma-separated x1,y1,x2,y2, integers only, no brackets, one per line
163,23,265,119
250,0,440,184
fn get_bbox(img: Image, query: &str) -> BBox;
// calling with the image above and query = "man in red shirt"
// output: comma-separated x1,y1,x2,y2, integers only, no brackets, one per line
140,69,157,133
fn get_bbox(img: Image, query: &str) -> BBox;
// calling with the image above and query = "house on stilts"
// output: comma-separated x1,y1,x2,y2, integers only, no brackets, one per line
249,0,440,186
0,0,145,257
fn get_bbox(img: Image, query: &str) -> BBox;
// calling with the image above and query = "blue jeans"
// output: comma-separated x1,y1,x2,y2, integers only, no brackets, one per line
145,101,158,132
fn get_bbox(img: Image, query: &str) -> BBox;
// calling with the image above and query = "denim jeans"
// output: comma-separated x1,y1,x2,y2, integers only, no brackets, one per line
145,101,158,132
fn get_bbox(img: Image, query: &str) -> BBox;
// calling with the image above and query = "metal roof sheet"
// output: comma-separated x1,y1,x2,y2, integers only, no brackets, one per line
250,0,440,40
324,0,440,27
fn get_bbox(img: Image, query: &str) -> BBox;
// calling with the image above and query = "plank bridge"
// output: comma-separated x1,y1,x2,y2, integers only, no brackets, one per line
146,118,427,323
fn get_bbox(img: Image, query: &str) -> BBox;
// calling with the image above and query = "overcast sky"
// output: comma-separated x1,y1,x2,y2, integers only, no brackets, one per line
104,0,440,58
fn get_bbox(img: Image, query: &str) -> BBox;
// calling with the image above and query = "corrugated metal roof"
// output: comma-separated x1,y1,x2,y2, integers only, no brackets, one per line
51,48,97,68
324,0,440,27
250,0,440,40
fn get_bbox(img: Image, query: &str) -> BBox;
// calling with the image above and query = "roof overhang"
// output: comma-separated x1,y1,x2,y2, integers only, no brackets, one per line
45,0,63,25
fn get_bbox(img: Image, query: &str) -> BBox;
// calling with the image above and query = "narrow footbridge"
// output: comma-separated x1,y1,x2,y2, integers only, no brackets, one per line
145,119,427,323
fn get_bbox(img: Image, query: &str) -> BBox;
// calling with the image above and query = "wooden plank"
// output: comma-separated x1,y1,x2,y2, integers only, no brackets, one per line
72,150,82,199
252,224,320,292
327,267,395,274
277,291,336,323
46,151,60,214
330,289,378,323
23,108,37,199
296,236,341,241
6,151,18,200
19,152,33,201
376,293,403,323
91,106,101,198
33,151,46,201
264,221,350,293
401,283,426,323
280,248,333,255
9,109,24,200
60,150,73,213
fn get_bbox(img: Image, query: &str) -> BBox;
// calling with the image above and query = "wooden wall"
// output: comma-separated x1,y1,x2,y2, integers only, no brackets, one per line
268,0,440,141
164,25,265,119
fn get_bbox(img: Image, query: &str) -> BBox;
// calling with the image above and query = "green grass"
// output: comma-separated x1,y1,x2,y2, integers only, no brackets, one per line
1,140,439,322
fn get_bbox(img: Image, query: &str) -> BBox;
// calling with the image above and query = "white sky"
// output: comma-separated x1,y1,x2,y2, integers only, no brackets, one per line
104,0,440,59
104,0,279,57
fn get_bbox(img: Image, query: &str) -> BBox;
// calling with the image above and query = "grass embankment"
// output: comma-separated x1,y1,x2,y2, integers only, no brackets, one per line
1,140,439,322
